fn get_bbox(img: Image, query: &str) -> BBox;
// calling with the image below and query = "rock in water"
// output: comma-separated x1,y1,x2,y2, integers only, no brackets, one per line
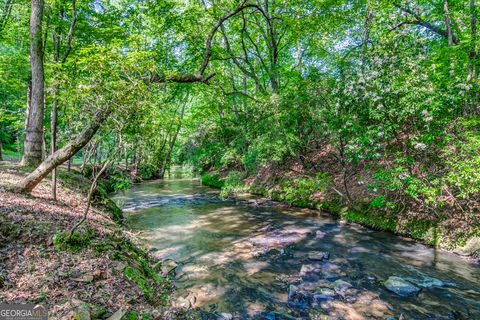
288,284,312,308
332,279,353,293
384,276,420,296
299,264,322,281
307,251,329,261
160,259,178,276
288,285,298,301
218,312,233,320
315,231,326,239
406,276,444,288
314,288,337,300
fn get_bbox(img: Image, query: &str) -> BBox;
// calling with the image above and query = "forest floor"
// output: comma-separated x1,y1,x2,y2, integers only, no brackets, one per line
0,164,186,320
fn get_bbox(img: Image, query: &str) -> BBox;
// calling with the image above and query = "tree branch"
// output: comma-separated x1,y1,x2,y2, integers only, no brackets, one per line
149,1,262,85
61,0,77,63
393,2,460,44
148,1,274,85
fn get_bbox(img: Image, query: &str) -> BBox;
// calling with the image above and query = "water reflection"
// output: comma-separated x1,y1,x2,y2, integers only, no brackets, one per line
113,172,480,319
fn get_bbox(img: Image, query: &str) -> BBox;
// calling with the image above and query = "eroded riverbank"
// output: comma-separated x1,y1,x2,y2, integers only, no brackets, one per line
113,172,480,320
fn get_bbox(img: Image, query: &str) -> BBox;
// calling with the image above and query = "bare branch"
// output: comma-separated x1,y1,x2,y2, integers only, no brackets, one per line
61,0,77,63
393,2,460,44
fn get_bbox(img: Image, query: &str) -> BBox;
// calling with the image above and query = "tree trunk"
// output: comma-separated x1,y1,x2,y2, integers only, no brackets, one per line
159,103,186,179
51,98,58,200
13,106,112,193
444,0,453,46
467,0,478,110
22,0,45,167
0,140,3,161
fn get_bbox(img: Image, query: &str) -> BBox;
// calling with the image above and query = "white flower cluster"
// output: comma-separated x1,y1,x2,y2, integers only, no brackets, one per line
414,142,427,150
421,109,433,122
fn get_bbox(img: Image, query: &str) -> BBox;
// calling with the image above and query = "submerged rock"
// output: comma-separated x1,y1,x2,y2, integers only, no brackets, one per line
314,288,337,300
307,251,329,261
288,284,312,308
160,259,178,276
315,231,326,239
299,264,322,281
263,311,296,320
332,279,353,293
217,312,233,320
384,276,420,296
406,276,444,288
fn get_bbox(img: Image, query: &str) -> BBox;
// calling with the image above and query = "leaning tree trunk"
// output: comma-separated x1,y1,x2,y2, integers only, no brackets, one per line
13,107,112,193
22,0,45,167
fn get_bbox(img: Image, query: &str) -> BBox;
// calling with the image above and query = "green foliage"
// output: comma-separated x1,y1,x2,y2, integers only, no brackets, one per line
200,172,224,188
138,163,157,180
340,209,397,233
276,172,331,207
124,266,154,299
105,171,132,192
219,171,246,199
52,229,95,252
95,237,171,304
445,116,480,198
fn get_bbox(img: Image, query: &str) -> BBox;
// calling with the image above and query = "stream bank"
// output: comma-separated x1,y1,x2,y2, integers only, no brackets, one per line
114,169,480,320
0,164,188,319
200,168,480,259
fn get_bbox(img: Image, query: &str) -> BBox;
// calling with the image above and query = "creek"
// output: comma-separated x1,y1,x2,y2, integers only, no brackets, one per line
113,170,480,320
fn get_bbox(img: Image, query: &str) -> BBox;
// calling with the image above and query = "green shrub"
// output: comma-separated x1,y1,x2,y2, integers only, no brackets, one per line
101,171,132,192
200,171,224,188
220,171,246,199
277,172,331,207
138,163,157,180
445,116,480,198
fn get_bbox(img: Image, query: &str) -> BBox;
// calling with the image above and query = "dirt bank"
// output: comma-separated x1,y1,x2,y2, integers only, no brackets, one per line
0,165,186,319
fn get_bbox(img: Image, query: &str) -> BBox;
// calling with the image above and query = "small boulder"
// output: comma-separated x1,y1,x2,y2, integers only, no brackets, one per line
307,251,329,261
293,251,306,259
288,285,298,301
299,264,321,281
114,262,126,272
406,276,444,288
384,276,420,296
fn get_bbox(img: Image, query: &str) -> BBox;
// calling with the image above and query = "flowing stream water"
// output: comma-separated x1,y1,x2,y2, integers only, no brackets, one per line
113,170,480,320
